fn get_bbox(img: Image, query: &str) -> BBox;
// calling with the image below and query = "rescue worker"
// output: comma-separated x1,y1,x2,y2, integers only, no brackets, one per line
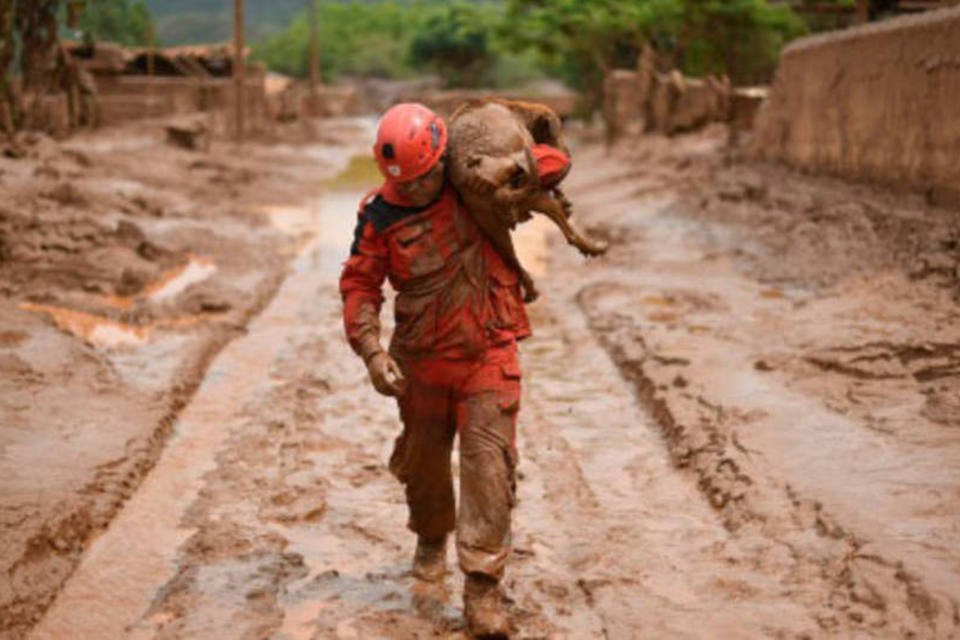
339,103,568,638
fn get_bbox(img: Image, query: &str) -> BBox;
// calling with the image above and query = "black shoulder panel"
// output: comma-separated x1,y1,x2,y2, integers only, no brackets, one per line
349,212,367,256
363,195,429,234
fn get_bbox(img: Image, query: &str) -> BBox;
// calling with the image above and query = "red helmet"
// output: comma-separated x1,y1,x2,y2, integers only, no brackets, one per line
531,144,571,188
373,103,447,183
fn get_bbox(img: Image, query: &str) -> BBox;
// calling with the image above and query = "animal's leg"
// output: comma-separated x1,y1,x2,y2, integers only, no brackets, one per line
530,192,608,257
519,269,539,303
470,213,540,302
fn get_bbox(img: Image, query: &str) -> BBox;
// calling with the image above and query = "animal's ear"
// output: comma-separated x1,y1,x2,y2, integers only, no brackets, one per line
527,111,563,147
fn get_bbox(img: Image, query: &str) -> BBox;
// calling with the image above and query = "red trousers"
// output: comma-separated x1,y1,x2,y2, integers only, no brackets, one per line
390,341,520,579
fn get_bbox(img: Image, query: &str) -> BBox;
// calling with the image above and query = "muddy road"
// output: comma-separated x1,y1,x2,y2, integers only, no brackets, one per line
11,124,960,639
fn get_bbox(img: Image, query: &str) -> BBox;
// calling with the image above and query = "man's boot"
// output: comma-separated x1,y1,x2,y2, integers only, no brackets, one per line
463,573,510,639
412,536,447,582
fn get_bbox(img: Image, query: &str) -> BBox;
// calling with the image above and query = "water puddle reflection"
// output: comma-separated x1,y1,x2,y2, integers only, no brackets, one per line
101,256,217,310
20,303,210,348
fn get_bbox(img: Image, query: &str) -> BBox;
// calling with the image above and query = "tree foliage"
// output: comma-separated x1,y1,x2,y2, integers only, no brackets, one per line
77,0,154,46
675,0,805,84
408,3,497,88
501,0,803,103
499,0,678,106
254,1,540,89
254,0,805,103
256,2,423,82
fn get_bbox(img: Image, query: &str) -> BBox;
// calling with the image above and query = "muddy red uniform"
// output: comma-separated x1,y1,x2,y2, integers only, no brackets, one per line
339,180,530,578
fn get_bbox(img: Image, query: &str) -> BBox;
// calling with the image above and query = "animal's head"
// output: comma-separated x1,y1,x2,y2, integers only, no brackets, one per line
448,101,542,224
462,145,539,204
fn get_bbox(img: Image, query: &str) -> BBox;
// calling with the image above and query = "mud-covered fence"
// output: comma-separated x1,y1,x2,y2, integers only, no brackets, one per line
93,74,269,132
601,46,766,145
751,6,960,207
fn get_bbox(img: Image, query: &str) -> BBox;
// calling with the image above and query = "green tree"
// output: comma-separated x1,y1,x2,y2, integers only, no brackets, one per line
255,2,416,81
253,1,539,88
676,0,804,85
408,3,497,88
78,0,154,46
502,0,804,108
501,0,683,108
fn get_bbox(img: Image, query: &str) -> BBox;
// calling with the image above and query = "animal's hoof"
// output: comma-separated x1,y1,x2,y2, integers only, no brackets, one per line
580,240,609,257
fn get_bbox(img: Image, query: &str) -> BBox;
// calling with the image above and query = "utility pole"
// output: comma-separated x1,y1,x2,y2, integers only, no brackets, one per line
233,0,245,143
146,20,155,78
146,19,155,120
855,0,869,24
309,0,320,104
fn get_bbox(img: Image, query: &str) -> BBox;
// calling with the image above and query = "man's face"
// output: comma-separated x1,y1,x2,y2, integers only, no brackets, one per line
394,159,445,207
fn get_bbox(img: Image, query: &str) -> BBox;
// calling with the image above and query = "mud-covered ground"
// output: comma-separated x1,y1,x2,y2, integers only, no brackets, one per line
565,127,960,636
0,117,372,638
9,123,960,639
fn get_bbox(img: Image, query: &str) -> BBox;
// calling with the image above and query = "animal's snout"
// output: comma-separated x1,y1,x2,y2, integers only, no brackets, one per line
508,163,529,190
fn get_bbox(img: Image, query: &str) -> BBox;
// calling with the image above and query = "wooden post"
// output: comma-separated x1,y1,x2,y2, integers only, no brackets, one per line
146,20,154,120
233,0,245,143
309,0,319,103
855,0,869,24
147,20,155,78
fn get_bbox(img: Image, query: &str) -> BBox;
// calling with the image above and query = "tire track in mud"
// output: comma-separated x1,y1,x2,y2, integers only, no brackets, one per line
31,140,958,638
576,280,960,638
29,189,822,639
514,284,818,639
555,141,960,638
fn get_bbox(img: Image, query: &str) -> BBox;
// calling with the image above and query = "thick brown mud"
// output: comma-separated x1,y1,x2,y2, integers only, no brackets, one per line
0,119,369,639
14,124,960,639
30,184,822,639
558,130,960,637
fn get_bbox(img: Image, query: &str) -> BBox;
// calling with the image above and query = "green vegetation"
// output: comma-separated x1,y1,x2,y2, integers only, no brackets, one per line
501,0,804,101
76,0,154,46
144,0,307,45
252,0,803,100
79,0,807,95
408,3,498,88
253,1,542,88
673,0,806,84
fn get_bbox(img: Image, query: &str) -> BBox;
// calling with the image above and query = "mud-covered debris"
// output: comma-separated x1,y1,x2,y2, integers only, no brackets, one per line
136,240,167,262
116,267,150,296
126,195,165,218
165,123,210,152
114,220,146,245
3,143,26,159
44,182,88,207
754,359,773,371
61,149,93,168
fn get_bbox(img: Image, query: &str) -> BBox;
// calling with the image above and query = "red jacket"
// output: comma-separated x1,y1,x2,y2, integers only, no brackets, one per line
339,184,531,363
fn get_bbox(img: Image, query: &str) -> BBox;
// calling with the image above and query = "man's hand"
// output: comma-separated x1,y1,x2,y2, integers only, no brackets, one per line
367,352,407,397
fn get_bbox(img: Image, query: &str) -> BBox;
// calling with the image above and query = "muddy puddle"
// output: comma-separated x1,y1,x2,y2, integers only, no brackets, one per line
20,256,219,348
28,158,378,638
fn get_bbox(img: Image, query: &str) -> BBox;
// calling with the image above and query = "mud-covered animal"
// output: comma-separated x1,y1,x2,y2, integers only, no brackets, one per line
447,99,607,302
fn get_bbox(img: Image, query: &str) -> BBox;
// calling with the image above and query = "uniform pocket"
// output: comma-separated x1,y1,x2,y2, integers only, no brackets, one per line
392,293,436,353
497,361,521,413
391,221,444,277
489,270,522,332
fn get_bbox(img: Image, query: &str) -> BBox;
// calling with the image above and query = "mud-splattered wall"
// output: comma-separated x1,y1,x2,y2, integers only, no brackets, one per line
751,6,960,206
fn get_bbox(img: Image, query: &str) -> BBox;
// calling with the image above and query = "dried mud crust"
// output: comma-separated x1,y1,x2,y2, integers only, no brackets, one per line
0,121,341,639
557,127,960,637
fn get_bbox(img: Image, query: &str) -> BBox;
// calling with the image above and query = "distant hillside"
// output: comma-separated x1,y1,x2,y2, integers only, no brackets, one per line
145,0,307,45
145,0,496,46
